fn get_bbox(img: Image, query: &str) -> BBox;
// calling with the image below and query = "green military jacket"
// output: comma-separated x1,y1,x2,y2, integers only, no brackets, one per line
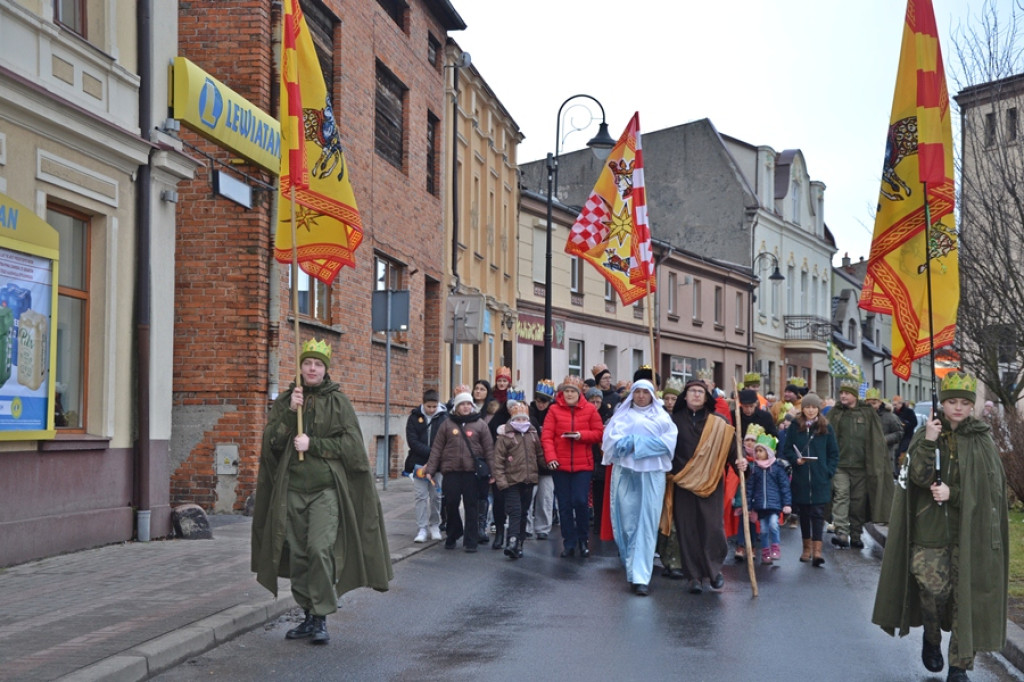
831,399,894,522
872,415,1008,655
251,377,393,598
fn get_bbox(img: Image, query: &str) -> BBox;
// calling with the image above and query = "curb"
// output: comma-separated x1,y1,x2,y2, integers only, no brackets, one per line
864,522,1024,676
56,540,440,682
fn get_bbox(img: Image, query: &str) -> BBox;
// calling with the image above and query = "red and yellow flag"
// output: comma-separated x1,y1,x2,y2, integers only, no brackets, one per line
565,112,656,305
860,0,958,380
276,0,362,285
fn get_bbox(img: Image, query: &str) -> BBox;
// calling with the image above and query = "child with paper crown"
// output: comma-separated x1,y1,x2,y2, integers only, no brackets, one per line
745,434,792,565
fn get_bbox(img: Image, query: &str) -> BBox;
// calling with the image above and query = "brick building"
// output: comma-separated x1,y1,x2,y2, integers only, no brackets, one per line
171,0,464,512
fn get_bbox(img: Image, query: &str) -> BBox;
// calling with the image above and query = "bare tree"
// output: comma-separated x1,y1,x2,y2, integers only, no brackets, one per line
950,0,1024,498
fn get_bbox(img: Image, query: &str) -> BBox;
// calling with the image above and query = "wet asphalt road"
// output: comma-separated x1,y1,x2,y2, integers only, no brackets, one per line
154,527,1019,681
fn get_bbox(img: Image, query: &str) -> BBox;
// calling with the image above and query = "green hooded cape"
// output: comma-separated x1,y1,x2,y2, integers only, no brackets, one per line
871,415,1008,655
831,399,894,523
251,378,393,598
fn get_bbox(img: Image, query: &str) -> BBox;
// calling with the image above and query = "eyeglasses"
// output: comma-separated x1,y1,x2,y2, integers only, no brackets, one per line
686,388,705,395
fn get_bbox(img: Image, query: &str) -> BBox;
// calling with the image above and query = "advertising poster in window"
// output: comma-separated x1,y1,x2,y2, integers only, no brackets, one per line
0,247,53,432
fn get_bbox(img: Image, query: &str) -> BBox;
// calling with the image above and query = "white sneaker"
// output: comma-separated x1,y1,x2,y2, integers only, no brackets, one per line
428,525,442,541
414,528,428,543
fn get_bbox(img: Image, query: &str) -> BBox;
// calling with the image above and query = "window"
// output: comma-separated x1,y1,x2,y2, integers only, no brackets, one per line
291,266,331,323
786,265,795,314
569,256,581,293
375,62,406,170
984,112,996,146
532,228,546,283
811,274,819,317
800,271,808,314
54,0,85,36
632,349,644,376
49,205,90,430
714,285,723,325
427,33,441,68
568,339,584,377
376,0,408,31
669,355,699,383
847,319,858,344
605,279,614,302
791,179,800,225
426,111,439,196
1008,107,1018,142
374,254,406,342
735,292,744,329
303,0,336,90
667,272,677,315
692,279,702,321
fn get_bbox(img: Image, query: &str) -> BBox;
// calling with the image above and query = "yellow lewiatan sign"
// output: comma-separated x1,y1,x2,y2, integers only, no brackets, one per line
171,57,281,173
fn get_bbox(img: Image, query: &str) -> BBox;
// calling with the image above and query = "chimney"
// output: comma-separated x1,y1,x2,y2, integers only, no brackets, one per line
841,252,851,268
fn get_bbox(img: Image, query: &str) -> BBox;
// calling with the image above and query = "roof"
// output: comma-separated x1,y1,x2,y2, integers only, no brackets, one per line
425,0,466,31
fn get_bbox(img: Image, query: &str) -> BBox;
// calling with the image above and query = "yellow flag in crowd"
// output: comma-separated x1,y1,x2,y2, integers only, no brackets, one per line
276,0,363,285
565,113,655,305
859,0,958,380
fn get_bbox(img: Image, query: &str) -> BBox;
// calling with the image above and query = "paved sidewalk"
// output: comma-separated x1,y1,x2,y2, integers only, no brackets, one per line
0,476,432,682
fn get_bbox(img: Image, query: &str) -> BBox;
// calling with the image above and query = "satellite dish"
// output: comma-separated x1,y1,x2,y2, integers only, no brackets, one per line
456,52,471,69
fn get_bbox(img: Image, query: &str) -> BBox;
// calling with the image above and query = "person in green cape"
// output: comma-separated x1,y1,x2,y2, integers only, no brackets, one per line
251,338,393,644
872,371,1008,682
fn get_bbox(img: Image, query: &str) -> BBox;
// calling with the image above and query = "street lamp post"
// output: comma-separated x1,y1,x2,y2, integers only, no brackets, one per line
544,95,616,380
747,251,785,371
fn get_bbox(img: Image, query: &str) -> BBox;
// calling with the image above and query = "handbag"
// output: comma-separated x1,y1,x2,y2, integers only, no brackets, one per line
456,425,490,479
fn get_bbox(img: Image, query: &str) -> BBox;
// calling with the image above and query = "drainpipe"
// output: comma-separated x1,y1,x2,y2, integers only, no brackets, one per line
267,1,282,400
134,0,154,529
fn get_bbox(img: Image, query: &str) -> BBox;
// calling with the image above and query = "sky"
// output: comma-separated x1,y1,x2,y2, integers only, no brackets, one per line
452,0,1019,264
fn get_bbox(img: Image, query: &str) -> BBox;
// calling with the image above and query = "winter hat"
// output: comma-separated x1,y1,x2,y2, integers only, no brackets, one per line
754,434,777,456
591,363,610,381
453,391,474,408
508,400,530,420
801,393,823,409
682,379,708,398
739,388,758,405
585,387,603,401
939,371,977,403
535,379,556,400
558,375,585,394
300,338,332,368
663,377,684,397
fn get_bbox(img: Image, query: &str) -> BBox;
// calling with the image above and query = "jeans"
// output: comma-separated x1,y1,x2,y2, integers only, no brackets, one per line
758,511,780,549
529,475,555,534
552,469,592,549
412,472,441,530
504,483,534,540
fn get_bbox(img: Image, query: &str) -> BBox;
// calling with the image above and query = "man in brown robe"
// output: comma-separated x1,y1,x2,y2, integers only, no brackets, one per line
670,380,737,594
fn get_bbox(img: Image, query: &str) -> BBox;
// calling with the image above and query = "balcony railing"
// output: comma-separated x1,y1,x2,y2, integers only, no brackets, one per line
783,315,832,342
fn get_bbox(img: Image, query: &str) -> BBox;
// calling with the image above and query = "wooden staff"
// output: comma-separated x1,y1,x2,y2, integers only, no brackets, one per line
290,184,304,461
733,378,757,597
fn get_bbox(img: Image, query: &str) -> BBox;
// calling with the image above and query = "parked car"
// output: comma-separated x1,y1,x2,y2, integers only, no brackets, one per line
913,400,940,428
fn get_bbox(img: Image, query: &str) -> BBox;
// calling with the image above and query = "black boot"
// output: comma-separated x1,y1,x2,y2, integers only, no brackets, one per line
285,610,315,639
492,528,505,550
922,633,944,672
947,666,969,681
504,535,518,559
310,615,329,644
579,538,590,558
515,536,524,559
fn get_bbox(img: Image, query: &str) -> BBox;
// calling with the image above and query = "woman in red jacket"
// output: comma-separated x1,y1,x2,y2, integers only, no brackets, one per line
541,375,605,558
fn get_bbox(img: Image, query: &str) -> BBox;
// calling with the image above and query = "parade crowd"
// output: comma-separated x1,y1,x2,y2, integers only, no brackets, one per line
251,338,1008,682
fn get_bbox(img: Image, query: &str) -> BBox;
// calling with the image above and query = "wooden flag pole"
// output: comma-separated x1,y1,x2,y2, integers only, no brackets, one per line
645,278,656,377
290,184,304,461
734,377,758,597
922,183,940,410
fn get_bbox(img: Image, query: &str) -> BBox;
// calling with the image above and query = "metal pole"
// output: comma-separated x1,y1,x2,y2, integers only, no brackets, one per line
449,63,461,398
383,290,392,490
544,153,555,380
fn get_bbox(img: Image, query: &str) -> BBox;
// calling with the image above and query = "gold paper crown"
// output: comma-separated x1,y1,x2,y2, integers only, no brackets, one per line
663,376,685,396
786,377,807,388
838,378,860,395
864,387,882,400
744,423,766,440
696,368,713,381
559,375,585,393
300,338,332,366
939,371,977,400
743,372,761,385
496,366,512,380
591,363,610,379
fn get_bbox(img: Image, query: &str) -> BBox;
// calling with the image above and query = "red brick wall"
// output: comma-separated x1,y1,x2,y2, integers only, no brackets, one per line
172,0,450,508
